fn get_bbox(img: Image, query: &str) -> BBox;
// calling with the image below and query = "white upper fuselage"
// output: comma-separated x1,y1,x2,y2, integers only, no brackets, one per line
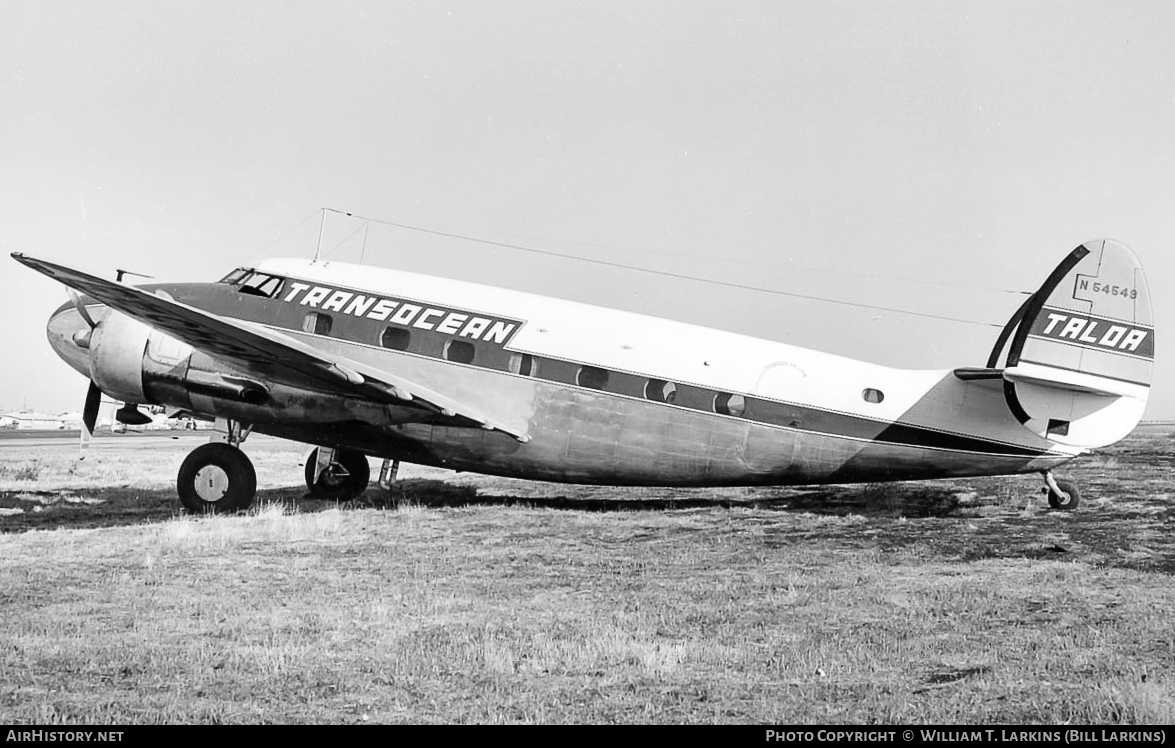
255,257,1078,462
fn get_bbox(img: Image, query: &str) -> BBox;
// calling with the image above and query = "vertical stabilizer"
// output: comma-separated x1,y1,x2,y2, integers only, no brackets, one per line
1000,239,1153,448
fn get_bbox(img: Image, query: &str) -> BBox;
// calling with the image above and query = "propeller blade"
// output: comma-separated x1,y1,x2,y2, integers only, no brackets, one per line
68,289,97,329
81,380,101,455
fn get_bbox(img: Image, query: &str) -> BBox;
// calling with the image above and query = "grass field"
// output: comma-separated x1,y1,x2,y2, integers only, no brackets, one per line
1,427,1173,724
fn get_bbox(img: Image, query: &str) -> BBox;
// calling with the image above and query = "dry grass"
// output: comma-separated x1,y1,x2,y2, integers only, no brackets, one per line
1,428,1174,723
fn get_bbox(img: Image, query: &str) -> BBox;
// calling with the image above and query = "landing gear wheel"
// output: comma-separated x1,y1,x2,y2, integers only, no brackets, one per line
177,442,257,514
305,448,371,501
1047,480,1081,511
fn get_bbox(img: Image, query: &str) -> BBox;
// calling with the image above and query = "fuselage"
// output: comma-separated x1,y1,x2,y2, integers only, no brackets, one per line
47,258,1078,485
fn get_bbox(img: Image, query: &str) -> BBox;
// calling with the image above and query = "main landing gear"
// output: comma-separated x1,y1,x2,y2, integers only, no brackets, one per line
176,419,256,514
304,450,402,506
174,424,392,514
1042,471,1081,511
305,447,371,501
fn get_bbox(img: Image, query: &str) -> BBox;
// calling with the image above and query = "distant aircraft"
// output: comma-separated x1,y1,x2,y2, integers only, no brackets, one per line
11,238,1153,513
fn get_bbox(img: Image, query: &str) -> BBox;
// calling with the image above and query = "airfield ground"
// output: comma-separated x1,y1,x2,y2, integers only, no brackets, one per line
0,426,1172,723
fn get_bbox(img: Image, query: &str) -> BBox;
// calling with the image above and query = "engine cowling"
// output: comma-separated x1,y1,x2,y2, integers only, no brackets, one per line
88,310,270,414
85,306,366,427
88,310,153,404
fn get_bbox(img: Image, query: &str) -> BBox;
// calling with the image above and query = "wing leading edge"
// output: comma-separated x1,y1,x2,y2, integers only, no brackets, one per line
12,253,530,443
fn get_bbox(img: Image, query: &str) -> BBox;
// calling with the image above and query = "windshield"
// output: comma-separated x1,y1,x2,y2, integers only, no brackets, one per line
219,268,286,298
219,268,249,285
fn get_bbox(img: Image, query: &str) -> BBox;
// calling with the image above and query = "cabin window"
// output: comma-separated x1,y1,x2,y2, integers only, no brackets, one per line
644,379,678,403
302,312,332,336
381,327,410,351
444,340,476,364
713,392,746,417
508,353,537,376
576,366,610,390
862,388,884,404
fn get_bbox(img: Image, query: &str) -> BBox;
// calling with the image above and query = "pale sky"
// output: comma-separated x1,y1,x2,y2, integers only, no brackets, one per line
2,1,1173,417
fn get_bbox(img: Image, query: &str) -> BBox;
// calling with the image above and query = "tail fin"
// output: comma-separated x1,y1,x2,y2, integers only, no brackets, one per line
991,239,1153,448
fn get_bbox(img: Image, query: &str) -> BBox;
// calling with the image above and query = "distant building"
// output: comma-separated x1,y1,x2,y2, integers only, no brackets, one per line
1,412,73,430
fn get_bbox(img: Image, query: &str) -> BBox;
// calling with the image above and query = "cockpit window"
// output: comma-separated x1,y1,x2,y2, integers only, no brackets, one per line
219,268,286,298
237,271,285,298
219,268,249,285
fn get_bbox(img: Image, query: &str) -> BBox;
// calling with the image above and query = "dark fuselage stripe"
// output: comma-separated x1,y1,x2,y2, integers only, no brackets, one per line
279,322,1046,458
157,280,1051,460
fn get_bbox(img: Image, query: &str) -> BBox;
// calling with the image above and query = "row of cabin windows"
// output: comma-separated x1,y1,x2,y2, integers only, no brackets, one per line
303,312,540,386
305,314,470,363
572,366,743,416
299,312,890,419
308,313,477,364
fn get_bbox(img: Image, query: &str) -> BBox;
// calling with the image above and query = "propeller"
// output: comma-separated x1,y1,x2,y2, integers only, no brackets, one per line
66,283,152,455
68,288,97,329
67,289,101,456
80,381,101,455
67,289,96,350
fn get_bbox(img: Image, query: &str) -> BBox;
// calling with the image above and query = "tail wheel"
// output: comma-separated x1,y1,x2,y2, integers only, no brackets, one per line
177,442,257,514
1047,480,1081,511
305,447,371,501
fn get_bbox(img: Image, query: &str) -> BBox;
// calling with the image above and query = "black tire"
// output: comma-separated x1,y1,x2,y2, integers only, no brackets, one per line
1047,480,1081,511
304,447,371,501
177,442,257,514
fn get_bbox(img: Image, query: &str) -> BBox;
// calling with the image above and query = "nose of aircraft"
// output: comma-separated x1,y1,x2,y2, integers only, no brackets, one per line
46,299,99,379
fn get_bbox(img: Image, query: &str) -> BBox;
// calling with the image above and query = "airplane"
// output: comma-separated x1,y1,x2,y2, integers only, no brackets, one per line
10,238,1153,514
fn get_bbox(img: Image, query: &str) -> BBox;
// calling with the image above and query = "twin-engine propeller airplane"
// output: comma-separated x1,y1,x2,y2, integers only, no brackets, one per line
11,238,1153,514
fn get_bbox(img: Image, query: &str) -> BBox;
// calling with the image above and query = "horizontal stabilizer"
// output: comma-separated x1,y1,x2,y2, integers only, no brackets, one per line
952,367,1004,381
1002,363,1146,399
955,364,1142,396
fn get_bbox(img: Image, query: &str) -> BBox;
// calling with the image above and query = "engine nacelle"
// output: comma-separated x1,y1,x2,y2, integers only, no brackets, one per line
88,310,153,404
86,308,367,426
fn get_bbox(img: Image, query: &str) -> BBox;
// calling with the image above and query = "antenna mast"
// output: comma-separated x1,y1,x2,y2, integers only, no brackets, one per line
314,208,326,262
